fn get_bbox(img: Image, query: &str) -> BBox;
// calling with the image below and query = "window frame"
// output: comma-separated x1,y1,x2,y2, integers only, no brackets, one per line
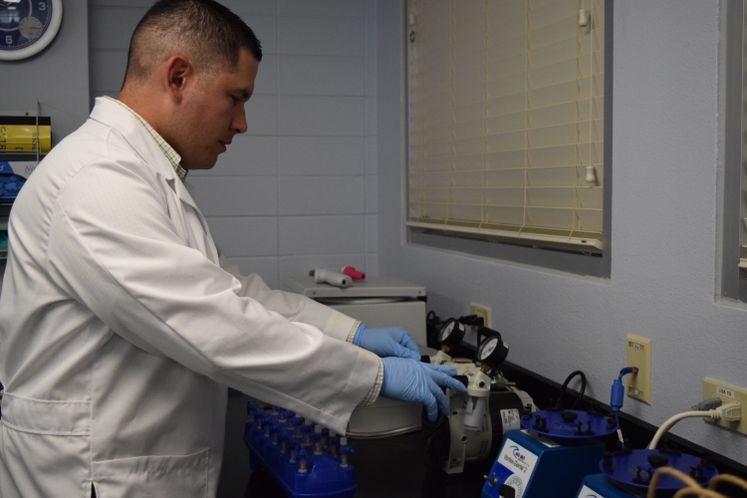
720,0,747,301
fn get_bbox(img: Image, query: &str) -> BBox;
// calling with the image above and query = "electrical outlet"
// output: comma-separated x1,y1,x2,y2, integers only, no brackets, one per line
469,303,492,328
703,378,747,436
626,334,652,404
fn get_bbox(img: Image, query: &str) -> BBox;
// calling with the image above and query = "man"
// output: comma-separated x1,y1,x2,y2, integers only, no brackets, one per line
0,1,464,497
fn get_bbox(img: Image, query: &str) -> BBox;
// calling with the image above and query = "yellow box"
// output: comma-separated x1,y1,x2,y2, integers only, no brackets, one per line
0,116,52,153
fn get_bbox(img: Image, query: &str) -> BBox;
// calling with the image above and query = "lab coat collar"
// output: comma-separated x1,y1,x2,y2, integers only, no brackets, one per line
89,96,199,212
89,97,219,262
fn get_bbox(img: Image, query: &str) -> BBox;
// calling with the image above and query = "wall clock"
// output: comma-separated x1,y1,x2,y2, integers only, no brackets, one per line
0,0,63,61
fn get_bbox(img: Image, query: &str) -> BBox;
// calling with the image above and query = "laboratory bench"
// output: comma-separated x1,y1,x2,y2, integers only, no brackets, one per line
221,361,747,498
243,429,490,498
220,389,489,498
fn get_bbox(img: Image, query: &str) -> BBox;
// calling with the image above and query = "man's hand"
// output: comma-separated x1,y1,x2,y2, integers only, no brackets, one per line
380,357,466,422
353,325,421,360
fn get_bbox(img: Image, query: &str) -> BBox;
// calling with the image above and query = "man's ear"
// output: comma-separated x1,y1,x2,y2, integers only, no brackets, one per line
165,55,192,99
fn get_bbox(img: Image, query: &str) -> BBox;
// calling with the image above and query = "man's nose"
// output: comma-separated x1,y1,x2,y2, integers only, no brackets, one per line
233,108,248,134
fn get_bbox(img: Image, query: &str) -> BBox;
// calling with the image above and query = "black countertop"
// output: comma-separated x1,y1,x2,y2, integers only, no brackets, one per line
244,430,491,498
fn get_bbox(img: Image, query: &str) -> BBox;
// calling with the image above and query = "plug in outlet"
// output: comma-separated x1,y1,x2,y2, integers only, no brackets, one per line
703,378,747,436
469,303,492,328
626,334,652,404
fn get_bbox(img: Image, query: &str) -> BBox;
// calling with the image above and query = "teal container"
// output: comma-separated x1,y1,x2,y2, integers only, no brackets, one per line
1,222,7,252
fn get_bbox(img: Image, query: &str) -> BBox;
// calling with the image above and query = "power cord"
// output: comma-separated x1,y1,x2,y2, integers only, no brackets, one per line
646,466,747,498
692,398,724,411
610,367,637,413
609,367,637,448
647,401,742,450
555,370,587,410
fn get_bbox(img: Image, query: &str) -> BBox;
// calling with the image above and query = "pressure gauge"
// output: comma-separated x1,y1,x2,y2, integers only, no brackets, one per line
478,336,499,361
438,318,465,350
477,332,508,370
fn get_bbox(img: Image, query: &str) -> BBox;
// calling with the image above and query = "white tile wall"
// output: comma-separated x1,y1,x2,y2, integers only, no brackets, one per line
278,216,364,255
364,136,379,175
89,0,379,286
364,254,379,277
253,55,278,95
88,6,143,50
364,97,378,136
188,177,278,216
278,96,364,136
192,136,277,177
277,17,365,57
89,49,128,95
207,217,278,257
277,0,365,19
244,16,278,55
278,137,364,176
244,95,278,136
364,0,378,96
365,214,378,255
364,175,378,213
278,56,364,96
279,176,364,215
229,1,277,18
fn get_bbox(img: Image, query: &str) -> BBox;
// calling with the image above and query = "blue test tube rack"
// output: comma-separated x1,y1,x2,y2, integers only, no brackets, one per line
244,401,356,498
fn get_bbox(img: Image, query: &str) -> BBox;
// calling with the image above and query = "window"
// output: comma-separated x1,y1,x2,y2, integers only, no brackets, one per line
721,0,747,300
406,0,608,257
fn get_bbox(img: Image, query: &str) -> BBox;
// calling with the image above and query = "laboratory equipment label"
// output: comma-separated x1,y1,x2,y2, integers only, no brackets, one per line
494,440,538,498
500,408,521,431
577,485,606,498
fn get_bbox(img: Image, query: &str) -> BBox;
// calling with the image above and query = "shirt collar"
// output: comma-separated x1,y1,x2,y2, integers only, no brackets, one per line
109,97,188,181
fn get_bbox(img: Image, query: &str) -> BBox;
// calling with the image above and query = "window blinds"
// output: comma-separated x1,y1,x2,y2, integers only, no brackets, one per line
407,0,605,252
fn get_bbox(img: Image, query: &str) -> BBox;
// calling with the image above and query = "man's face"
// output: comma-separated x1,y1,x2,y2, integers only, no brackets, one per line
176,48,258,169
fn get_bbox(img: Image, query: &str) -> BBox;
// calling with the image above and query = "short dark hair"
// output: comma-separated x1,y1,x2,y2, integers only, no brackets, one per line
123,0,262,84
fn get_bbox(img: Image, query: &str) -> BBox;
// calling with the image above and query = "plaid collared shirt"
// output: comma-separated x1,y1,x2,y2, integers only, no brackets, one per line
110,97,188,181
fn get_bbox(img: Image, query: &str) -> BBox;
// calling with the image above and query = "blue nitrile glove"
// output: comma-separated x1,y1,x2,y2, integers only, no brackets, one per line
353,325,421,360
380,357,467,422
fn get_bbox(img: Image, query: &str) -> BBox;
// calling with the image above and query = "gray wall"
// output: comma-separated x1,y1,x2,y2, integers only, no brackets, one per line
89,0,380,289
377,0,747,463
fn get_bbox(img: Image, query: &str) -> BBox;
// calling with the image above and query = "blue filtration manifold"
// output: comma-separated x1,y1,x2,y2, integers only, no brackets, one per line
481,428,606,498
244,401,356,498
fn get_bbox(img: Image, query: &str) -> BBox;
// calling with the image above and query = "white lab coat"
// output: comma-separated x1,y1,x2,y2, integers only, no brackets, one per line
0,96,381,498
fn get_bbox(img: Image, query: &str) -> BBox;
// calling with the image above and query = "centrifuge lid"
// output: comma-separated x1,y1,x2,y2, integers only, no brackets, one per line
285,276,426,300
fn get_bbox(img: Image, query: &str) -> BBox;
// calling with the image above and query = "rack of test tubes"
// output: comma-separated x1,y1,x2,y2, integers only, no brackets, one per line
244,401,356,498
